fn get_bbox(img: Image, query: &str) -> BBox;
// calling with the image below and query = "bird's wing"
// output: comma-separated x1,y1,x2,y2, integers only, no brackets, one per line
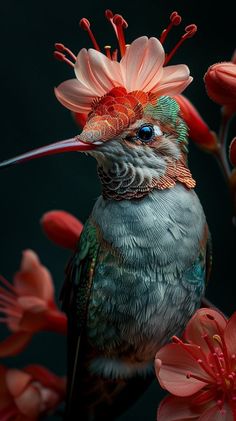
60,219,100,418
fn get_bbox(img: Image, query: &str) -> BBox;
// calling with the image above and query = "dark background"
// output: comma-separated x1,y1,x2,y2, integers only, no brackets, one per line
0,1,235,419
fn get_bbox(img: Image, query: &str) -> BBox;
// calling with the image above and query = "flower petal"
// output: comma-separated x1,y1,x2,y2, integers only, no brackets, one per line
14,384,41,418
224,311,236,357
6,369,31,398
183,308,227,353
121,37,149,91
157,394,200,420
121,37,165,92
74,48,107,94
55,80,96,113
0,332,32,357
150,64,192,96
14,250,54,303
75,48,123,94
155,343,211,396
199,402,234,421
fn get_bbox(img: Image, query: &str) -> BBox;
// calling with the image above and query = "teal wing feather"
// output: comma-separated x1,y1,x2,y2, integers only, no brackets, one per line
61,219,99,418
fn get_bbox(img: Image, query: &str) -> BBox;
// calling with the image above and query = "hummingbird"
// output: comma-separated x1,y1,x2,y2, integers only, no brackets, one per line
0,10,211,420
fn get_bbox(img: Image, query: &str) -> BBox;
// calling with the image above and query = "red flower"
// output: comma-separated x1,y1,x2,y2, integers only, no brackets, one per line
0,250,67,357
174,94,217,151
155,308,236,420
0,364,66,420
72,112,87,128
204,62,236,110
41,210,83,250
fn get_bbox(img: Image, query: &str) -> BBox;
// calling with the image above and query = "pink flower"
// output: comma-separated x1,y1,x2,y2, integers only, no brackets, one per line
41,210,83,250
0,364,65,420
204,62,236,110
55,36,192,116
174,94,217,152
0,250,67,357
155,308,236,420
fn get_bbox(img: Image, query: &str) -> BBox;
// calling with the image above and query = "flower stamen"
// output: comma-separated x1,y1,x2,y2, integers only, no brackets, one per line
164,24,197,65
112,49,118,61
160,11,182,44
112,14,128,57
104,45,112,59
53,51,75,68
79,18,101,52
186,371,211,384
0,275,16,293
54,43,77,62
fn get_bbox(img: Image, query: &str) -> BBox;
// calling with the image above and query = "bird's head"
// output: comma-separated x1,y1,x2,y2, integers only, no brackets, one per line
0,10,197,199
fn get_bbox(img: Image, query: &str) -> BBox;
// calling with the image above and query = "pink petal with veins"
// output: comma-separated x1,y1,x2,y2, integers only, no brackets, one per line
85,49,123,92
183,308,227,354
133,38,165,91
55,80,96,113
155,343,211,396
13,250,54,303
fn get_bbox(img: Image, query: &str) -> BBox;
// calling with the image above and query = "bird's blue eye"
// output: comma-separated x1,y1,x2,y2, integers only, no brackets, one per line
137,125,154,142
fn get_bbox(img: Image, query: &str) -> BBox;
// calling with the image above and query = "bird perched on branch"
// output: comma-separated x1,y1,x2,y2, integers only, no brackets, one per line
0,9,210,420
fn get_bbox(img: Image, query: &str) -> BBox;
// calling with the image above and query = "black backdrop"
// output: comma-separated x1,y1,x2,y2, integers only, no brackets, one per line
0,1,236,420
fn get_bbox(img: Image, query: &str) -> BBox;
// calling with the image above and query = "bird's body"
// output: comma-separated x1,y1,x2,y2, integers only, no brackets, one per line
87,184,206,379
64,126,209,418
0,17,209,420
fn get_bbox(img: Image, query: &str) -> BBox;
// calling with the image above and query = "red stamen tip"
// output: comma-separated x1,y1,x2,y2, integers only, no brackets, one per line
170,11,182,25
113,14,128,28
183,24,197,39
105,9,114,20
55,43,65,52
53,51,65,62
79,17,100,52
80,18,90,31
53,51,75,68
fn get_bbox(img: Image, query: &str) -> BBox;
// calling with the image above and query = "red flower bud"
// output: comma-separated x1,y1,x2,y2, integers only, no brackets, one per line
204,62,236,108
72,112,88,128
41,210,83,250
174,94,217,151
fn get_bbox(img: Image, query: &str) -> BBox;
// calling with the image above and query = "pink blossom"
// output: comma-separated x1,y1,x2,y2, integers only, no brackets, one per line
155,308,236,420
0,250,67,357
55,36,192,115
0,364,66,420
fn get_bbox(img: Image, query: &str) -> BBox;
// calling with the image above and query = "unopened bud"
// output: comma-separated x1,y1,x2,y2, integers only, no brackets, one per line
41,210,83,250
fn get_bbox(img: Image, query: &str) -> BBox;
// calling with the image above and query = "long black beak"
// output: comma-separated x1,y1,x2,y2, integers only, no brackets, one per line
0,137,96,169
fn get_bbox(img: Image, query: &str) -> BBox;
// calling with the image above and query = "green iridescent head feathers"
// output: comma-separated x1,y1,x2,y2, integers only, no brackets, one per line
144,96,189,153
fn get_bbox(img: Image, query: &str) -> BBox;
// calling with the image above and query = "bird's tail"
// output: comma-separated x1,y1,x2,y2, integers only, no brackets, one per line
65,355,154,421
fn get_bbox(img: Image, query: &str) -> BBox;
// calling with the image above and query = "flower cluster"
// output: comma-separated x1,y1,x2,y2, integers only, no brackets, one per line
0,211,83,420
155,308,236,420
